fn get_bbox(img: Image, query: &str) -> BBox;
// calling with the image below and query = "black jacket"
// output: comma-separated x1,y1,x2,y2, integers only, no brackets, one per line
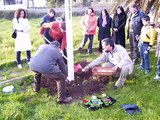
112,13,127,47
97,16,112,40
128,10,146,36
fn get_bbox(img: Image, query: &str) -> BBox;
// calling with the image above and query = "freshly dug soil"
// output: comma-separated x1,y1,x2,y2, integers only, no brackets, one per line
41,61,110,99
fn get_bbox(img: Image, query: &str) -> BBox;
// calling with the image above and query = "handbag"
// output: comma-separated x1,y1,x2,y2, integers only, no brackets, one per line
12,29,17,39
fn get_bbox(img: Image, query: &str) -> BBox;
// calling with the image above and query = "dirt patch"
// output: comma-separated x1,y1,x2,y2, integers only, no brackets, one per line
41,61,111,99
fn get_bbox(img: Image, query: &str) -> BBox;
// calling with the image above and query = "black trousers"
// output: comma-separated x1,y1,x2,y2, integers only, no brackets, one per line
16,50,31,64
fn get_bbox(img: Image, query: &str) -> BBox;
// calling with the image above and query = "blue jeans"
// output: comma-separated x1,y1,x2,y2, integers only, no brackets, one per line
139,43,149,71
81,34,94,53
156,57,160,76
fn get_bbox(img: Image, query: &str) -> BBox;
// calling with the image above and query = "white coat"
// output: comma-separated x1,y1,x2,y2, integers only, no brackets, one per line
12,18,31,51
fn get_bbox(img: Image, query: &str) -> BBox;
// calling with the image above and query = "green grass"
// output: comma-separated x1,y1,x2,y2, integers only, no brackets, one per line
0,17,160,120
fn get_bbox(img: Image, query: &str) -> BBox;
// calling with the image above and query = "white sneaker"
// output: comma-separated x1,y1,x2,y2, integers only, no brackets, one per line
154,75,160,80
17,64,22,69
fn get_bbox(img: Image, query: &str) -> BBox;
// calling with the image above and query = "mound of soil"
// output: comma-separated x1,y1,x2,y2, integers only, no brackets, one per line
41,61,110,99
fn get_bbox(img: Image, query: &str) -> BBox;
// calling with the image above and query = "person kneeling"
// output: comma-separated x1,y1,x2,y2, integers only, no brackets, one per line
29,41,72,104
83,38,133,90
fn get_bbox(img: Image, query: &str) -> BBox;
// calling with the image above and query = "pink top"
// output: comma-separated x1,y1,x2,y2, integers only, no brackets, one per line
81,13,97,35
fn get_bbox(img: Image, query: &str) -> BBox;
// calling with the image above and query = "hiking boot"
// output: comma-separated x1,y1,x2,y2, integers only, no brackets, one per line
154,75,160,81
112,85,118,90
31,82,41,92
57,97,73,104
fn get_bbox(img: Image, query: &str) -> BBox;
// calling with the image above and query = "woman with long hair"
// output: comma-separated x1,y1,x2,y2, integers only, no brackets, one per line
112,6,127,48
97,9,112,53
12,8,31,68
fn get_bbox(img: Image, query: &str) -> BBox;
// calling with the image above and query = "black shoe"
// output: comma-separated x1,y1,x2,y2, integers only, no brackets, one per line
112,85,118,90
133,59,138,65
87,50,92,54
77,47,82,51
31,82,41,92
57,97,73,104
87,51,92,54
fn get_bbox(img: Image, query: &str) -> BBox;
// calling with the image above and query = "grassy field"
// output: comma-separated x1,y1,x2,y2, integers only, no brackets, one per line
0,17,160,120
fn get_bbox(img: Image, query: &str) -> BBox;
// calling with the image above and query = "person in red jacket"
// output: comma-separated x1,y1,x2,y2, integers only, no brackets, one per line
40,21,67,63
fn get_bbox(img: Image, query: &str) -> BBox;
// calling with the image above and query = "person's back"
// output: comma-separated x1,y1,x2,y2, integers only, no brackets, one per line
29,43,66,74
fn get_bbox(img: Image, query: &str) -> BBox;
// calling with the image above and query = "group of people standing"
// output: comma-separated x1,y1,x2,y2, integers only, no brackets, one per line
77,5,127,54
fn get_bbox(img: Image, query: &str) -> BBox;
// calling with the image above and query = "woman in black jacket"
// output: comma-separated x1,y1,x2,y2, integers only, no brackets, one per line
97,9,112,53
112,6,127,48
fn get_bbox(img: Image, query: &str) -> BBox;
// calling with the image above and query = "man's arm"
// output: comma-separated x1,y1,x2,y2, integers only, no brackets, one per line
40,22,52,35
60,33,66,51
83,52,107,72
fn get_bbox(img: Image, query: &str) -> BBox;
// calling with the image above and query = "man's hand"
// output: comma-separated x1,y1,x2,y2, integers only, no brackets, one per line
147,46,151,51
82,66,90,72
40,34,44,38
114,28,118,32
135,35,140,41
59,49,64,54
112,66,119,73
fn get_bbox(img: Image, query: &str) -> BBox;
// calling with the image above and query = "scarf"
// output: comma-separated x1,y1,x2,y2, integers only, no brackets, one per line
102,16,107,27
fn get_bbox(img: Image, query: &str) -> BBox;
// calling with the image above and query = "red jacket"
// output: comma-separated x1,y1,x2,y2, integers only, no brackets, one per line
40,22,66,51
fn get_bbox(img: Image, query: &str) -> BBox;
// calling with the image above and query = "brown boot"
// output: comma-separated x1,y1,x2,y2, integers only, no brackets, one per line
57,97,73,104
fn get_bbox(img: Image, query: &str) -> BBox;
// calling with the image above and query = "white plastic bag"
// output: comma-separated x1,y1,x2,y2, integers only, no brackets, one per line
2,85,14,93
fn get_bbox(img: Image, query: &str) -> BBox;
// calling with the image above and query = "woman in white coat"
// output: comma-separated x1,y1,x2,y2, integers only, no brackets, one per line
12,8,31,68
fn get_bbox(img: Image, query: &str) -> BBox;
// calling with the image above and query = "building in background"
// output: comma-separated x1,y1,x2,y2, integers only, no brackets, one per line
0,0,46,10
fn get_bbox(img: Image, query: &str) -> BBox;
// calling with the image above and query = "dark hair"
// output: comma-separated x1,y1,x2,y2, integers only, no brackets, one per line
48,8,56,15
14,8,27,19
85,7,94,14
100,9,109,17
101,38,115,49
60,22,66,31
142,15,150,22
116,6,125,14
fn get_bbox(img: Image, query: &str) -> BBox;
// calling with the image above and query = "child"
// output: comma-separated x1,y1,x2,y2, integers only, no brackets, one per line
137,16,157,74
154,22,160,80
